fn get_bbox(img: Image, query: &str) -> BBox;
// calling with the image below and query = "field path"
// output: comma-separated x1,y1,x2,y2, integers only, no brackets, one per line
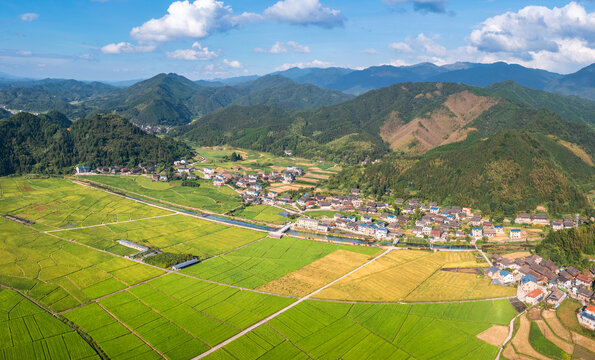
45,213,176,233
191,248,393,359
97,302,167,359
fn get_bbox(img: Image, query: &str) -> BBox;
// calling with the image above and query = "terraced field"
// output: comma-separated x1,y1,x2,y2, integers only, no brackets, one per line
59,214,266,258
82,175,243,214
205,299,517,360
0,288,99,360
181,237,379,289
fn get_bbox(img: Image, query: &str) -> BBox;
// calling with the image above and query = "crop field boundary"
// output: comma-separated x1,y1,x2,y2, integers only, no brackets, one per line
45,213,177,233
0,284,109,359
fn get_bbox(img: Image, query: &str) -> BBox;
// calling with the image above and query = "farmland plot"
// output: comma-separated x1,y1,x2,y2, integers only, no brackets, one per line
230,205,288,225
0,288,99,360
0,177,170,229
181,236,379,289
0,217,165,312
79,274,295,360
83,175,243,214
61,214,266,259
208,299,517,360
316,250,513,302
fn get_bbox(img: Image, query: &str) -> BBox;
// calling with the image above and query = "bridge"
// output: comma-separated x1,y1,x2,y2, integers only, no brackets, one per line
269,223,291,238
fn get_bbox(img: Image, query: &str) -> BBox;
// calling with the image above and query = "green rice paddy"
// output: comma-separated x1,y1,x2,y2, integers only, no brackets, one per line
0,288,99,360
230,205,289,225
82,175,243,214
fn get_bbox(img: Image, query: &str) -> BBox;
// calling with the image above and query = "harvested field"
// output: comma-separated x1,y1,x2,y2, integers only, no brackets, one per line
268,183,313,192
572,333,595,353
441,267,482,274
528,308,542,320
255,249,377,297
535,319,574,354
512,315,551,360
503,344,536,360
503,252,531,260
476,325,509,346
541,310,572,342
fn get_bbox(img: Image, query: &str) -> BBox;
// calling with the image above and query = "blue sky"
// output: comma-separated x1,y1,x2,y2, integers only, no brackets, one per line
1,0,594,81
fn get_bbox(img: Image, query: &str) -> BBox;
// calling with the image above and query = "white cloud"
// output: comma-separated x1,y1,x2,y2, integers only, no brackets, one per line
20,13,39,22
223,59,243,68
17,50,33,56
101,42,157,54
416,33,446,56
362,48,378,54
130,0,260,43
382,0,448,14
254,41,310,54
264,0,344,28
275,59,333,71
166,42,218,60
389,42,413,53
468,2,595,72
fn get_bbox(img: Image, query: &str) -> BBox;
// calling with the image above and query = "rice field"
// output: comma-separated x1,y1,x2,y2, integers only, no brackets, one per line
230,205,288,225
0,177,170,229
82,175,243,214
0,217,165,312
66,274,295,360
181,236,379,289
315,250,515,302
60,214,267,259
206,299,517,360
0,288,99,360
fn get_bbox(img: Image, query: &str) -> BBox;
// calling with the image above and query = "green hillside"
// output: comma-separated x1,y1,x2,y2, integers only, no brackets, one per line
327,131,594,217
173,81,595,164
0,112,193,175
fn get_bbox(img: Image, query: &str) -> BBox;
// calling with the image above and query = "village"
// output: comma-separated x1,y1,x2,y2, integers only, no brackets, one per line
488,253,595,331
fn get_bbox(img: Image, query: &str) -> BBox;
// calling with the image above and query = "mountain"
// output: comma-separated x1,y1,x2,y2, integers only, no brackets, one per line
0,79,116,117
546,64,595,100
0,108,10,120
273,67,353,89
232,75,354,110
172,81,595,164
84,73,354,126
427,62,561,89
326,130,593,217
0,112,192,176
485,81,595,126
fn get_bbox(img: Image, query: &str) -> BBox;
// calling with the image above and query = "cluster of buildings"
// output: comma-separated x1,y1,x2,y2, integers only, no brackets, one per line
514,213,578,230
201,166,305,192
294,214,394,240
488,253,595,316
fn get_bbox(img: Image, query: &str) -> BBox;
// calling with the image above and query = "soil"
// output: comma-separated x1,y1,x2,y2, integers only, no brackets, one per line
476,325,509,347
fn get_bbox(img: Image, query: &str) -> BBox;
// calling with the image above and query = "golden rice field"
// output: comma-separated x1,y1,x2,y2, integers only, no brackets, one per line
315,250,514,302
256,249,380,297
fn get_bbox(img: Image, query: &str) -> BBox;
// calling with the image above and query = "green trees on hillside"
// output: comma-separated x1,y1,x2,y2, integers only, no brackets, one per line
536,224,595,269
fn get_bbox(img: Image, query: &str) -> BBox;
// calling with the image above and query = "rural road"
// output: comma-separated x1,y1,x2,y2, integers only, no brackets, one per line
192,248,393,359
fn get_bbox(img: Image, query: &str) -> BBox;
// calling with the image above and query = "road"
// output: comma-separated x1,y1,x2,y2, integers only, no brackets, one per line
192,248,393,359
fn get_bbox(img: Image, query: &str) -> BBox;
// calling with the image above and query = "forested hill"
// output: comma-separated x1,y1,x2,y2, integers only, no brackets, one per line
325,130,595,217
536,224,595,270
173,81,595,163
0,112,192,176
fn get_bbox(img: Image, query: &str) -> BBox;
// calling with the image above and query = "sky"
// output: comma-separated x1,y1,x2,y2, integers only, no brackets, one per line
0,0,594,81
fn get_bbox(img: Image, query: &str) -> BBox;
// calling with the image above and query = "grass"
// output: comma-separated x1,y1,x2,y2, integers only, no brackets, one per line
0,288,99,360
181,236,379,289
61,214,266,259
82,175,243,214
316,250,516,302
528,321,569,360
230,205,288,224
208,299,516,360
556,298,593,337
0,177,170,229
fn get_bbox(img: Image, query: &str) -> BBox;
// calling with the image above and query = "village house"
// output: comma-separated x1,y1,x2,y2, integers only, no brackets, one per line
525,289,545,305
509,229,522,239
159,175,168,182
515,213,532,224
576,274,593,287
532,214,549,225
578,305,595,331
75,166,90,174
576,287,594,305
295,217,319,231
472,227,483,239
551,221,563,231
546,289,566,308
